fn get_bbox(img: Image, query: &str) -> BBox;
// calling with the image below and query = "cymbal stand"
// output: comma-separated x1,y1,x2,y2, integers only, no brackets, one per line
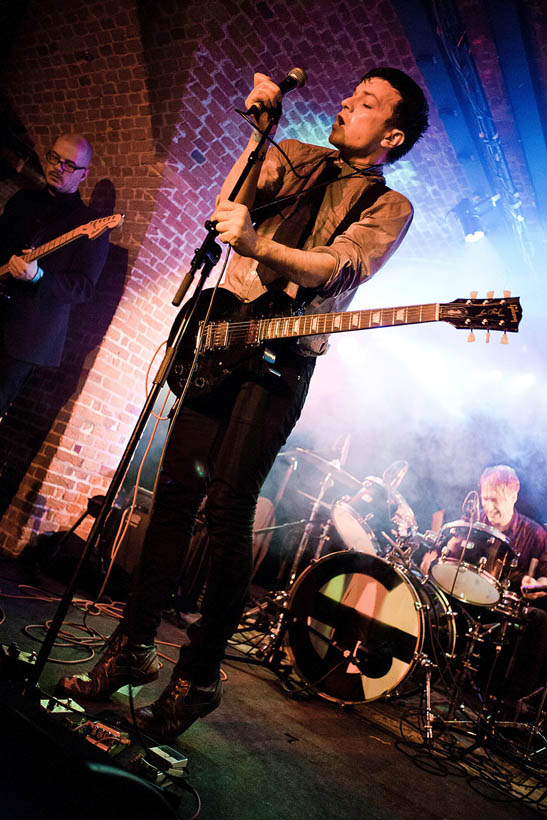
313,518,334,561
415,652,437,748
243,471,334,670
287,471,333,587
521,681,547,762
445,614,501,722
444,614,535,762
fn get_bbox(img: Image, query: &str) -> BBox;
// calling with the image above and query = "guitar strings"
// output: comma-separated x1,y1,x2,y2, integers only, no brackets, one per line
202,305,440,345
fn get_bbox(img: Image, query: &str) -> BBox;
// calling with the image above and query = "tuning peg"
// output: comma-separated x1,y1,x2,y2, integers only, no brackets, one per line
467,331,476,343
503,290,511,298
500,332,508,345
470,291,478,299
486,290,494,299
485,330,490,344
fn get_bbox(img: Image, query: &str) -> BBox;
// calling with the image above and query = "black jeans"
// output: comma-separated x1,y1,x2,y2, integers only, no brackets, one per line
124,354,315,684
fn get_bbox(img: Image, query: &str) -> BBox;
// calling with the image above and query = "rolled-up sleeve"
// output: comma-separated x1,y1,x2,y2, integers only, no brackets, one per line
310,190,413,299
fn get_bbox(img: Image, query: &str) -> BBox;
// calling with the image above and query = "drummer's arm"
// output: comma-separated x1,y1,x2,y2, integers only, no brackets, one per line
420,536,461,575
521,574,547,600
419,550,437,575
444,536,465,559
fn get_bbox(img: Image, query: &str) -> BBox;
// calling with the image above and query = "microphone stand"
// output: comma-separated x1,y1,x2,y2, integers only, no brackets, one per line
22,113,279,696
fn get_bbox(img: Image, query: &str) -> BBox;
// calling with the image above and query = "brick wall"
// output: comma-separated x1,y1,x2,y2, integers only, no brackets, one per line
0,0,540,554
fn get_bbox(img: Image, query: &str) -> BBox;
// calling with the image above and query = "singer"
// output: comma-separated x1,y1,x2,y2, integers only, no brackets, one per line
58,67,429,739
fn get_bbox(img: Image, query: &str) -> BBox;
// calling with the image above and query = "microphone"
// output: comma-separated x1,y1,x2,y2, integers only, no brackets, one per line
246,67,307,118
462,490,480,522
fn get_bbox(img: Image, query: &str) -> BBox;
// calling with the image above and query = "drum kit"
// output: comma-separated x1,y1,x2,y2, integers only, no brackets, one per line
247,446,545,754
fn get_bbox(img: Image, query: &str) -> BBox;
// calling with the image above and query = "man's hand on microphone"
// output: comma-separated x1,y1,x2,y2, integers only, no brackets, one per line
245,73,282,129
212,200,258,258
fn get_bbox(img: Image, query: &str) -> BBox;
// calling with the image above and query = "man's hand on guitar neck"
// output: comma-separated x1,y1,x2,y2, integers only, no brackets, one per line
211,199,335,289
7,249,40,282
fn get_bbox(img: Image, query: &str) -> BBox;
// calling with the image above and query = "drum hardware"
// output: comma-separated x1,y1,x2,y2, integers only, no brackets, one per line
379,529,415,568
520,682,547,761
287,469,335,588
414,652,437,745
441,608,543,763
252,469,338,669
382,459,409,492
313,518,334,560
295,489,332,511
253,518,308,535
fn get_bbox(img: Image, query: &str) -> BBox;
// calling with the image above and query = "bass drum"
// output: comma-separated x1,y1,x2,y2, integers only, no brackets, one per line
286,551,457,704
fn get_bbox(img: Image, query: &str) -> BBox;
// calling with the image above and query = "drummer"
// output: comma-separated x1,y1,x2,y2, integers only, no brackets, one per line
421,465,547,599
477,465,547,598
423,465,547,709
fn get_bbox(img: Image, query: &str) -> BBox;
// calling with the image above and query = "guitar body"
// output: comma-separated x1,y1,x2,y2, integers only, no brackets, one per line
167,288,303,398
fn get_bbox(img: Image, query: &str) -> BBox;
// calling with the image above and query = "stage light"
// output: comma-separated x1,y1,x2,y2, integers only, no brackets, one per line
452,198,485,243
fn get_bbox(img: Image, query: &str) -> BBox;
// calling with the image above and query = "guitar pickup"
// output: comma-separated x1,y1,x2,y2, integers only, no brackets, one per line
203,321,229,350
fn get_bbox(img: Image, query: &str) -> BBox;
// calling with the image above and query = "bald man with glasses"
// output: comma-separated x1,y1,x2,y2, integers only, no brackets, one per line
0,133,110,415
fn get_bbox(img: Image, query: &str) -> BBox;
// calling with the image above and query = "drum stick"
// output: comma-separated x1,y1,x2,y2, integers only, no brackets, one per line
431,510,444,534
522,583,547,593
528,557,538,577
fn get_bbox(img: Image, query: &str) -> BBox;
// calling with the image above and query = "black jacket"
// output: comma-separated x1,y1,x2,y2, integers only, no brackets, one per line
0,187,110,366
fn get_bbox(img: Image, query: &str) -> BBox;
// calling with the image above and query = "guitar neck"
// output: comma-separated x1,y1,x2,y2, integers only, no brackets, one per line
0,214,123,283
0,227,86,281
257,303,440,341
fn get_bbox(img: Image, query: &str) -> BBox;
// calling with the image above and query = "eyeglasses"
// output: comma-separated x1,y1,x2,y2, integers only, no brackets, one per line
45,150,88,174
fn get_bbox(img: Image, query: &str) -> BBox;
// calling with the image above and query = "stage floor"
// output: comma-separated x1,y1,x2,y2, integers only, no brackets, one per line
0,554,545,820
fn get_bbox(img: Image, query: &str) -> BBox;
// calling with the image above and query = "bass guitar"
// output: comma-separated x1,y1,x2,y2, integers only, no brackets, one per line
167,288,522,398
0,213,124,284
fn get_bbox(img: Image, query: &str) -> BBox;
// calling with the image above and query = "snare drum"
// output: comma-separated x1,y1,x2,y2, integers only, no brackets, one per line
430,520,513,606
286,551,457,704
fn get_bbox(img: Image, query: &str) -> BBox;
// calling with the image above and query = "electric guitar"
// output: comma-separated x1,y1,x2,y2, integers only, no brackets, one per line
0,213,124,284
167,288,522,398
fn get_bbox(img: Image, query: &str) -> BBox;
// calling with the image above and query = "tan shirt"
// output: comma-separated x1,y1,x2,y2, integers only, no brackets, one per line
223,139,413,355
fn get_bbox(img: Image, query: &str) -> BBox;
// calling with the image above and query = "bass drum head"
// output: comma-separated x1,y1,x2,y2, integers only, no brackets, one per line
287,551,425,704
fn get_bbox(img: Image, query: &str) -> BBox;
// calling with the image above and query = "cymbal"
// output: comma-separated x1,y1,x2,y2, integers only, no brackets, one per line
280,447,361,490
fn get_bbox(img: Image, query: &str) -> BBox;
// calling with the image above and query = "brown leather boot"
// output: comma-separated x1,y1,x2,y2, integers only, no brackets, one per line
129,672,222,739
56,627,160,700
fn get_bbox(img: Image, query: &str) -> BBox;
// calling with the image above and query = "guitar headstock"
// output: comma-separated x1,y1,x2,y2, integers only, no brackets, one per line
440,293,522,340
82,213,124,239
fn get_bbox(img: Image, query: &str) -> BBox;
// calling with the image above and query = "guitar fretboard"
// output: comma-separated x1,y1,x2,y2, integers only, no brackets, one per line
203,303,440,349
0,215,122,281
